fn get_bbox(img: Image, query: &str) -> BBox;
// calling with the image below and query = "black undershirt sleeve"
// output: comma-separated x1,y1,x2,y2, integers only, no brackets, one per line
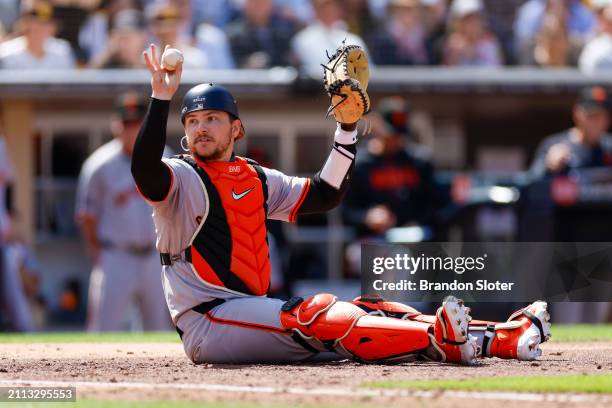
131,98,173,202
297,142,357,215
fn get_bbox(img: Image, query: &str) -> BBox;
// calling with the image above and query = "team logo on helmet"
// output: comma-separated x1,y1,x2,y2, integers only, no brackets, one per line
193,96,206,103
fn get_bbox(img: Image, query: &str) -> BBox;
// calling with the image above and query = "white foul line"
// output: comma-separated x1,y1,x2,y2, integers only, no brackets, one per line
0,379,609,404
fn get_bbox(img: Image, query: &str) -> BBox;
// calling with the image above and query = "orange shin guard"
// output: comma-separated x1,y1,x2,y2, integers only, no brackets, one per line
353,295,479,365
280,294,431,362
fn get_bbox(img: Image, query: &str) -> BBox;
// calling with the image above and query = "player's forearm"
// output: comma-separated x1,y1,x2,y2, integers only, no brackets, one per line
78,215,100,259
298,124,357,214
131,98,173,201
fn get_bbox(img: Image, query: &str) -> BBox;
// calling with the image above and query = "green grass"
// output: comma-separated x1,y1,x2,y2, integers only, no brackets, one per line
0,331,180,343
551,324,612,342
368,373,612,394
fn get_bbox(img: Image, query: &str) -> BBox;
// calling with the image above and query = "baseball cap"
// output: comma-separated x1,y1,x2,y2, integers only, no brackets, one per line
146,2,181,23
115,92,147,122
21,1,54,22
111,9,146,32
576,86,612,111
377,97,412,137
450,0,483,18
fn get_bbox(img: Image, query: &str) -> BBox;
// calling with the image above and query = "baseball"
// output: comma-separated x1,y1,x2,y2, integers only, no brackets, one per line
161,48,184,71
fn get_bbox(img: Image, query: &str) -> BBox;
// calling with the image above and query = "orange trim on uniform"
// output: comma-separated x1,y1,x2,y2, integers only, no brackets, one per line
289,178,311,223
204,312,290,335
135,161,175,203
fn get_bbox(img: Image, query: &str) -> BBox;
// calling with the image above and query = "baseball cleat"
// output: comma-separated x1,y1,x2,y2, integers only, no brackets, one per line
484,300,551,361
430,296,479,365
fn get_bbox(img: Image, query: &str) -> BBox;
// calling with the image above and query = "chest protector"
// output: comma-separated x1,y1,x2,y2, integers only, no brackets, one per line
181,155,271,296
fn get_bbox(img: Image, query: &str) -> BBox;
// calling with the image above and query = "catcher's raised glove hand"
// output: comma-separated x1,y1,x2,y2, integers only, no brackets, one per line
322,43,370,125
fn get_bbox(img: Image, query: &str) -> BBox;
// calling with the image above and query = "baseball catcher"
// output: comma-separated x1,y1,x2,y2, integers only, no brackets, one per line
131,43,551,365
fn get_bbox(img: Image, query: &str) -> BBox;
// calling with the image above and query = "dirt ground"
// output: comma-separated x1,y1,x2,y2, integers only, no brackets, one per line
0,341,610,407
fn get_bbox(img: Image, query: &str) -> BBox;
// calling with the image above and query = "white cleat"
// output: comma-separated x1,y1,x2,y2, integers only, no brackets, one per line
493,300,552,361
433,296,479,365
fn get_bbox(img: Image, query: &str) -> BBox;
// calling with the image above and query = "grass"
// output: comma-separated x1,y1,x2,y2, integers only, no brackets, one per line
368,373,612,394
0,324,609,344
0,331,180,344
551,324,612,342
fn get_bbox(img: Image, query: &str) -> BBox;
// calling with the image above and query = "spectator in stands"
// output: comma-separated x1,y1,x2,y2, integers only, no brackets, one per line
291,0,370,71
33,0,99,63
341,0,380,39
193,22,235,69
420,0,451,64
342,97,440,239
530,86,612,178
0,0,19,38
481,0,525,64
442,0,503,66
514,0,595,65
190,0,238,28
79,0,143,64
579,2,612,73
89,9,147,69
227,0,298,68
367,0,432,65
530,2,574,66
146,2,207,69
0,2,75,69
277,0,315,26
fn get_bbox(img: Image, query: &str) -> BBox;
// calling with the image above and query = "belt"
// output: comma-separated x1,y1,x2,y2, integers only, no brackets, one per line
175,298,226,340
100,241,156,256
160,247,192,266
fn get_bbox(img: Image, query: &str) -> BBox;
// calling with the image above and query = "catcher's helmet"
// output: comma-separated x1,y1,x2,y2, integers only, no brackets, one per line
180,83,245,139
181,83,239,123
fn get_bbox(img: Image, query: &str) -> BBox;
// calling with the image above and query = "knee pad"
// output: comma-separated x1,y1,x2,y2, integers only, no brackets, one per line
352,294,421,319
280,294,431,363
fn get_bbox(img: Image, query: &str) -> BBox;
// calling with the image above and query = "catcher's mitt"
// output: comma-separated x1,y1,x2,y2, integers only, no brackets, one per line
322,44,370,124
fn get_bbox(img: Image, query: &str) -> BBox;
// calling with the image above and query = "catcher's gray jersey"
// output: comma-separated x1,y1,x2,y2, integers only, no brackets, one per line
148,157,309,324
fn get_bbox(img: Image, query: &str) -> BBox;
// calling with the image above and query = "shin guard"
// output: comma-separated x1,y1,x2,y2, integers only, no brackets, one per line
280,294,431,363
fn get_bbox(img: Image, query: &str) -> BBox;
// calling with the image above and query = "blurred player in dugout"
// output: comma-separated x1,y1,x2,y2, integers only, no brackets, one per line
529,85,612,323
76,93,171,332
530,85,612,178
342,97,440,236
342,97,441,275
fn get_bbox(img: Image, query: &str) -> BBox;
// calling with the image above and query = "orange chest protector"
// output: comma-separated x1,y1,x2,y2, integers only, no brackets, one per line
181,156,271,296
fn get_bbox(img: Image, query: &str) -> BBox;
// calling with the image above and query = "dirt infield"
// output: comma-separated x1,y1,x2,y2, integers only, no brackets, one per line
0,341,610,407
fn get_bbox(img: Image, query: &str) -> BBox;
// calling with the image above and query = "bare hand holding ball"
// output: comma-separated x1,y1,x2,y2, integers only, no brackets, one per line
161,47,184,71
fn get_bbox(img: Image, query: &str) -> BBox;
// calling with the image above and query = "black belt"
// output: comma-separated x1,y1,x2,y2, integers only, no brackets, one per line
100,241,155,256
175,298,226,340
160,248,192,266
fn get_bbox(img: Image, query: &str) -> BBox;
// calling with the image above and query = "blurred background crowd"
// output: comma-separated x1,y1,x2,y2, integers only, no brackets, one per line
3,0,612,71
1,0,612,333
